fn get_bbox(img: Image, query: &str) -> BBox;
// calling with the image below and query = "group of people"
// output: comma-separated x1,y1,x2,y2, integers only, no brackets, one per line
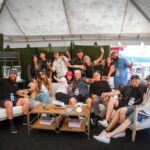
0,48,150,145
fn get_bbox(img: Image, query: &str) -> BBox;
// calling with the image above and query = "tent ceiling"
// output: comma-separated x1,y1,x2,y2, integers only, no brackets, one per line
0,0,150,47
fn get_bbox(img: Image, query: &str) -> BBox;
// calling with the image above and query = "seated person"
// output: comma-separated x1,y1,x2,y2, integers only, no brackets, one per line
99,75,146,127
0,69,29,134
34,70,52,104
54,71,73,104
69,70,89,105
86,71,112,126
93,75,150,144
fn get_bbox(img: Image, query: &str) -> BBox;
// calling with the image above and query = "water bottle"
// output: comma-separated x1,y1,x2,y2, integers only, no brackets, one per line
10,92,15,102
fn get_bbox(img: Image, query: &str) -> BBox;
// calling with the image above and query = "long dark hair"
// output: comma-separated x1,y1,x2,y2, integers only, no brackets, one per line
36,70,50,91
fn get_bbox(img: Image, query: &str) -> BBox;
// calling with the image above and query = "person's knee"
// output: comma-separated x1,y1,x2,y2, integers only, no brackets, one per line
5,101,13,109
69,97,76,104
120,107,127,115
86,98,92,104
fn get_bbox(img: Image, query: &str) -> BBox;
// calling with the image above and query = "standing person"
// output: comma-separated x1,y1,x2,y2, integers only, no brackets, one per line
0,69,29,133
70,47,104,79
28,55,41,81
51,51,69,78
93,75,150,144
39,51,53,78
98,75,146,128
35,70,52,104
111,51,133,89
54,71,73,104
71,50,85,76
101,56,115,88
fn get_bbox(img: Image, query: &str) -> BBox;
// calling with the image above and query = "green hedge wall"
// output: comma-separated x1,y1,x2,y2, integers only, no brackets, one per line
0,41,110,81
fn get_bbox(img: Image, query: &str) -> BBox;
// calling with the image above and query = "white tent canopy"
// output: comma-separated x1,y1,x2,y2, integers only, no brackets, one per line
0,0,150,48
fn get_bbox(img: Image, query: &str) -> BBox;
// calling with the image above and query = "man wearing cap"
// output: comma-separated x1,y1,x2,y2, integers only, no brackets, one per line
93,75,150,144
98,75,146,128
111,51,133,89
0,69,29,134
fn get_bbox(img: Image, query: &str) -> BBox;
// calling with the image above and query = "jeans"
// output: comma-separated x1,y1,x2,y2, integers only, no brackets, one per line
35,92,49,104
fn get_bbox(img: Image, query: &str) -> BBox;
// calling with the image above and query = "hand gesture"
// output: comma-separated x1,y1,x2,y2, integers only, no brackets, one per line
65,50,70,55
100,47,104,53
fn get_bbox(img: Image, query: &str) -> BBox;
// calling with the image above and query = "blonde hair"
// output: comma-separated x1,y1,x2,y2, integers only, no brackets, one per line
83,55,91,64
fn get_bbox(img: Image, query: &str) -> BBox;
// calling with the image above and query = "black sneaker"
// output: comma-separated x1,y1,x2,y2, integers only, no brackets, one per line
10,125,18,134
22,117,28,126
90,117,98,126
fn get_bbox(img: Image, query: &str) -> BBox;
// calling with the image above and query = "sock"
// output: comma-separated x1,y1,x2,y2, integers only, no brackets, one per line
9,119,15,127
23,114,27,122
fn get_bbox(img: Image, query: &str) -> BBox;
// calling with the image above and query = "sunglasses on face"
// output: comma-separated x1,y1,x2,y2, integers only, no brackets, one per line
39,73,45,76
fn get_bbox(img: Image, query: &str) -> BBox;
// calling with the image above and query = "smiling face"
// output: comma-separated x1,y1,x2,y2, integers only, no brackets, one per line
53,52,59,59
77,51,83,60
131,78,140,87
9,72,17,82
147,79,150,88
40,52,46,60
93,72,100,81
74,70,81,80
33,56,38,63
107,56,112,64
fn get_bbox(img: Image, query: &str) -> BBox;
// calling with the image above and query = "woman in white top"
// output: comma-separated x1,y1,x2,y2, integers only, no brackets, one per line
35,70,52,104
54,71,73,104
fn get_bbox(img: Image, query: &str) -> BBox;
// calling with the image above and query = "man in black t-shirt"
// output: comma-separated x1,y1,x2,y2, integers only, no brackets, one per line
99,75,146,128
86,71,112,125
0,69,29,134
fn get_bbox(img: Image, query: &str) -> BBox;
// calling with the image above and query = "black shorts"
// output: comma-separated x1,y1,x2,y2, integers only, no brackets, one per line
0,98,19,108
71,94,89,103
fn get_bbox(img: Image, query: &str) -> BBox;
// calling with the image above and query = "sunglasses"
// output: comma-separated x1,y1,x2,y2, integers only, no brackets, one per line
39,73,45,76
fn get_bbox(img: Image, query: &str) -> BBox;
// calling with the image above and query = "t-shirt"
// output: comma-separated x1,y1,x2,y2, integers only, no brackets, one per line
52,57,68,78
0,78,19,101
113,57,130,88
119,85,146,107
72,78,88,97
56,77,68,94
89,80,112,97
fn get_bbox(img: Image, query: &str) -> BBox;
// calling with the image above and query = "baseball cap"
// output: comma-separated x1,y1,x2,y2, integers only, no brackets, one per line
130,74,139,80
66,71,73,76
9,69,17,74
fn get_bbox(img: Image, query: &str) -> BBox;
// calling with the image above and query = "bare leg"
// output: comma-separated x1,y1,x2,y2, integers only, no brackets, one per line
106,118,131,138
69,97,77,105
106,108,121,131
105,97,118,121
16,98,29,115
119,107,128,123
86,97,93,108
4,101,13,119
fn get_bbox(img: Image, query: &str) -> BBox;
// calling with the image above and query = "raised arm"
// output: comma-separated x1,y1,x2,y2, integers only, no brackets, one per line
93,47,104,65
65,50,71,61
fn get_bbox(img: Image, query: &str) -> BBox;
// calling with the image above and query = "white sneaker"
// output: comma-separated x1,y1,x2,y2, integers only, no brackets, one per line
93,135,110,144
98,119,108,127
112,132,126,139
98,130,107,136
